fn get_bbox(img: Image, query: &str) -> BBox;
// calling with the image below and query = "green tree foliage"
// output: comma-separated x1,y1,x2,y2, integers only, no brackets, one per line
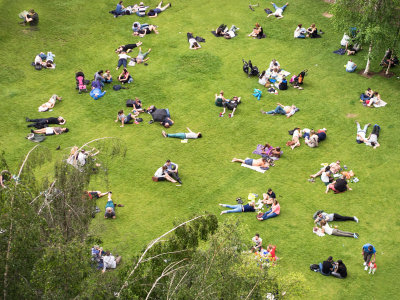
331,0,400,73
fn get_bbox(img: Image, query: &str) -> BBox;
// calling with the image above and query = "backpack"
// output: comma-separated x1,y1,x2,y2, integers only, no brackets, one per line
113,85,122,91
126,99,135,107
136,118,143,122
310,264,320,272
34,64,42,71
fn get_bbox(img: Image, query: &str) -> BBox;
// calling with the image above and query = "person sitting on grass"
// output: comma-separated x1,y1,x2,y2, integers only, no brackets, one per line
219,96,241,118
103,70,113,83
219,201,256,215
251,233,263,252
115,110,139,127
261,103,298,118
257,199,280,221
31,127,69,136
274,75,288,90
331,260,347,279
319,220,359,238
310,161,341,179
132,47,152,64
164,159,182,184
153,165,177,183
320,256,334,275
366,92,386,108
94,70,105,87
147,1,171,17
118,68,133,84
162,127,202,139
20,9,39,26
86,191,109,200
231,157,270,169
115,41,142,53
345,59,357,72
266,2,289,19
325,175,352,194
26,116,65,128
102,251,122,273
286,127,300,150
314,210,358,225
132,97,145,113
114,1,125,17
358,124,381,148
360,88,374,101
262,189,276,206
306,23,321,38
215,90,226,107
248,23,264,39
38,94,62,112
268,59,280,71
294,24,306,38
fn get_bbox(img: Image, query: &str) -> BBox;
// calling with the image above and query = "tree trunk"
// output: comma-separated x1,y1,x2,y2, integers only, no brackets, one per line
364,43,373,75
386,55,393,75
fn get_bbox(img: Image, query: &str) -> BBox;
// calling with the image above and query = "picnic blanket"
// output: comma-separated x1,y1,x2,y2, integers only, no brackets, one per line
263,69,291,82
252,144,281,160
333,48,346,55
241,158,268,173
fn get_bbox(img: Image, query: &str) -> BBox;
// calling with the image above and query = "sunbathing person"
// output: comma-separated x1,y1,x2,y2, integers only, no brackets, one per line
132,47,152,64
219,201,256,215
153,165,177,183
115,110,139,127
86,191,109,200
216,24,239,39
38,94,62,112
147,1,171,17
358,124,381,148
231,157,270,169
133,24,159,37
304,128,327,148
115,41,142,53
314,211,358,225
219,96,241,118
261,103,298,118
26,116,65,128
325,175,352,194
319,220,359,238
162,127,202,139
187,32,202,49
310,161,341,178
261,144,281,158
355,122,370,144
104,193,116,219
118,68,133,84
257,199,280,221
31,127,69,135
248,23,264,39
267,2,289,19
286,127,300,150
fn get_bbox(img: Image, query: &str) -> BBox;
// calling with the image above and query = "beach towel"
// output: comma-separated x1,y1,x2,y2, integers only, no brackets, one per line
373,100,387,108
252,144,282,160
333,48,346,55
241,158,268,173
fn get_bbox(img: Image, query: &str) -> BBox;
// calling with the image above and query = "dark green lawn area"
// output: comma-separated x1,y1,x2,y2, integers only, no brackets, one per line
1,0,399,298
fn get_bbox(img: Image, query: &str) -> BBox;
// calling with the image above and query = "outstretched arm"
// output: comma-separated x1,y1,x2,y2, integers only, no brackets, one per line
186,127,193,133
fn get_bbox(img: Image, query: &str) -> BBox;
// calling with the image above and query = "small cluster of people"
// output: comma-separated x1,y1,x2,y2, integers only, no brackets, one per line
33,52,55,70
294,23,322,39
287,127,327,150
258,59,289,91
314,256,347,279
214,91,241,118
214,24,239,39
91,245,122,273
359,88,386,108
313,210,359,239
356,122,381,148
251,234,278,267
153,160,182,184
111,1,171,18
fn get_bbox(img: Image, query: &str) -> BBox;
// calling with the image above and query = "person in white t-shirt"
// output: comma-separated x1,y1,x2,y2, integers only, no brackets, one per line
358,124,381,149
340,33,350,48
267,2,289,19
320,220,358,238
102,251,122,273
294,24,306,38
251,233,263,252
162,127,202,139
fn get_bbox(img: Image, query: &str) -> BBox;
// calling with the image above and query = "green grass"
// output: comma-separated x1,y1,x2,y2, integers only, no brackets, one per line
1,0,400,298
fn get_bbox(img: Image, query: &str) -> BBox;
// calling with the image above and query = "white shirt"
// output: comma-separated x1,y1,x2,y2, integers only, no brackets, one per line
274,8,283,16
341,34,350,46
154,167,165,177
365,135,378,146
322,224,333,235
269,60,280,70
252,236,262,247
186,132,198,139
284,106,296,117
189,38,201,49
103,255,117,270
294,27,302,38
293,129,300,138
34,55,42,64
118,53,131,60
321,171,330,183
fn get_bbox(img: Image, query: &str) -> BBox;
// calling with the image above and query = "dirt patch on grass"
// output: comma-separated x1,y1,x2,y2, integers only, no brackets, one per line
323,12,333,18
346,113,358,118
358,69,376,78
376,69,396,78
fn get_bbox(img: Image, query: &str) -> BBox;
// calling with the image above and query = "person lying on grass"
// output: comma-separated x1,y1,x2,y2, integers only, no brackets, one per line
115,41,142,53
266,2,289,19
314,210,358,225
257,199,280,221
26,116,65,128
261,103,298,118
187,32,202,49
318,220,359,238
115,109,139,127
86,190,109,200
162,127,202,139
286,127,300,150
304,128,327,148
132,47,152,64
358,124,381,148
219,96,241,118
215,24,239,39
118,68,132,84
355,122,370,144
104,192,123,219
102,251,122,273
133,23,159,37
116,51,131,70
231,157,271,169
31,127,69,135
325,175,352,194
147,1,171,17
38,94,62,112
219,201,256,215
153,165,177,183
261,144,281,158
310,161,341,178
248,22,264,39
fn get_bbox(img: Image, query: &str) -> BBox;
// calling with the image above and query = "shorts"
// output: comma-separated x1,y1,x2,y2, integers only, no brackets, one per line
89,192,99,199
45,127,54,135
154,8,162,13
244,159,253,166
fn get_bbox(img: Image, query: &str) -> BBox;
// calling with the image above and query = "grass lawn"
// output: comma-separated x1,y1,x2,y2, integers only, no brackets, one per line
1,0,400,298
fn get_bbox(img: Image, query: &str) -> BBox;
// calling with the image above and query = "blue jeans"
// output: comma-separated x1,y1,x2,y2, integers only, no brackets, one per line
262,209,278,220
297,34,306,38
267,106,286,115
222,204,242,213
346,65,357,72
272,3,287,11
117,59,127,68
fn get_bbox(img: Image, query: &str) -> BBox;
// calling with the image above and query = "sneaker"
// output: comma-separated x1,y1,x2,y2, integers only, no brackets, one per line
364,266,368,271
177,179,182,184
354,216,359,223
219,113,224,117
229,113,232,118
363,262,367,266
354,233,359,238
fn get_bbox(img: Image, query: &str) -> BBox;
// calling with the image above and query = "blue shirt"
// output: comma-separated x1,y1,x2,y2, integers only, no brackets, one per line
116,4,122,14
363,244,376,254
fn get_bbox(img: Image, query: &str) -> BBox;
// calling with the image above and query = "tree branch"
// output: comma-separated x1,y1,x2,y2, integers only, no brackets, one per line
3,194,14,300
78,137,115,152
17,144,40,180
141,249,189,263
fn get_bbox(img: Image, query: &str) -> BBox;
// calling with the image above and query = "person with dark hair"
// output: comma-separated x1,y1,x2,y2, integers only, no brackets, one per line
257,199,280,221
26,116,65,128
133,24,159,37
132,47,152,64
320,256,334,275
219,201,256,215
231,157,271,169
153,165,177,183
94,70,105,86
294,24,306,38
114,1,125,17
355,122,370,144
116,52,131,70
132,97,144,113
251,233,263,252
148,1,171,17
261,144,281,159
86,191,109,200
103,70,113,83
306,23,321,38
219,96,241,118
319,220,359,238
102,250,122,272
332,260,347,278
161,117,174,128
215,90,226,107
164,160,182,184
118,68,132,84
314,211,358,224
261,103,298,118
267,2,289,19
38,94,62,112
187,32,202,49
274,75,288,90
262,188,276,205
362,244,376,270
162,127,202,139
358,124,380,149
115,110,139,127
115,41,142,53
31,127,69,135
325,175,352,194
248,23,264,39
20,9,39,26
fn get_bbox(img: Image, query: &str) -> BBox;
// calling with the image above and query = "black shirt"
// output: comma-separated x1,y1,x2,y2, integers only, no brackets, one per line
337,264,347,278
46,117,60,124
322,261,333,274
162,118,173,126
268,191,276,199
28,13,39,25
147,10,156,16
134,101,142,109
334,179,348,192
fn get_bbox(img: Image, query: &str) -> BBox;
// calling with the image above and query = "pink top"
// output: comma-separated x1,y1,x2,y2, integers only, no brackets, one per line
272,203,280,215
